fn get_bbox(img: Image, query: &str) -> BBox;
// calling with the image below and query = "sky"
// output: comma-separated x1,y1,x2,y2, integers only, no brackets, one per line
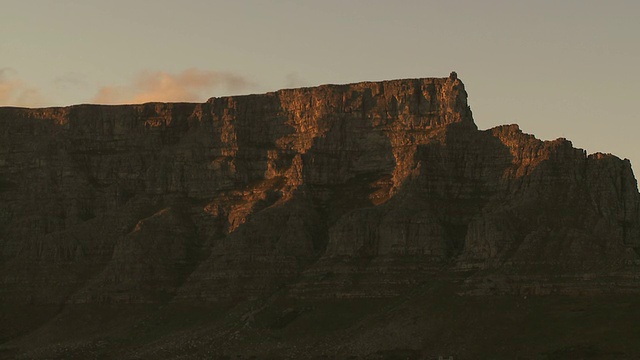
2,0,639,170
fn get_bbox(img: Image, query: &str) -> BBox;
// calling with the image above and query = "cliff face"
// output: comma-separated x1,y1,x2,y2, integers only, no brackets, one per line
1,76,639,306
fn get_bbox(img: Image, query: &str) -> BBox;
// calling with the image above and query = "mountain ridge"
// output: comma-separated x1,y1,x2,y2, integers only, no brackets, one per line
1,75,640,358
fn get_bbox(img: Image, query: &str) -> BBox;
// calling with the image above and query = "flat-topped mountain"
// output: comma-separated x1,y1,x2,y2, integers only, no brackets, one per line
1,75,639,359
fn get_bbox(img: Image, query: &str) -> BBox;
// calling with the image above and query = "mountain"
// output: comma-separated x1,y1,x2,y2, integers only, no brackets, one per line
2,74,639,359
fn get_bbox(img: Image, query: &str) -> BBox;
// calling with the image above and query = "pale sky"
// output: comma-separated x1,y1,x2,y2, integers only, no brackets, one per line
2,0,639,170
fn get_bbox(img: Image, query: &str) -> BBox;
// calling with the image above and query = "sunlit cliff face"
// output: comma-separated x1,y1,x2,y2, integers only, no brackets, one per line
0,76,638,308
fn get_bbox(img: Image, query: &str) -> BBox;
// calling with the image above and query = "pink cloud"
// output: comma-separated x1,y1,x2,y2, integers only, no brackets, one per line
92,68,256,104
0,68,47,107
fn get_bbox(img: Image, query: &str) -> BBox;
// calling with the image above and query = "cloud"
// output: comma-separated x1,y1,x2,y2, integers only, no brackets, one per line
285,72,307,88
92,86,127,105
0,68,47,107
92,68,256,104
54,72,87,88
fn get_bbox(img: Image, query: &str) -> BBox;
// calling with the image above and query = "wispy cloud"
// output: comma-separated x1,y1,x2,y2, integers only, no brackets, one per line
54,72,87,88
92,68,256,104
0,68,47,107
285,72,307,88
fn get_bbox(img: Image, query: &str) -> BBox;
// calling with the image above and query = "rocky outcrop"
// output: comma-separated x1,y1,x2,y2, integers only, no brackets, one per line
1,76,639,306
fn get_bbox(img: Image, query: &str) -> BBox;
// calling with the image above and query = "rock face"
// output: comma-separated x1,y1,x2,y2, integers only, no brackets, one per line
1,76,639,308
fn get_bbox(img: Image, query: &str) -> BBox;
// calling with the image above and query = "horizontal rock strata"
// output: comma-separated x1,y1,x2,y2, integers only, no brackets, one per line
1,76,639,304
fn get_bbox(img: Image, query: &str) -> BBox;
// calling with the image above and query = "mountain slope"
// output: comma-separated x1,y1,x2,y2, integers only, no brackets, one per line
1,74,639,358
